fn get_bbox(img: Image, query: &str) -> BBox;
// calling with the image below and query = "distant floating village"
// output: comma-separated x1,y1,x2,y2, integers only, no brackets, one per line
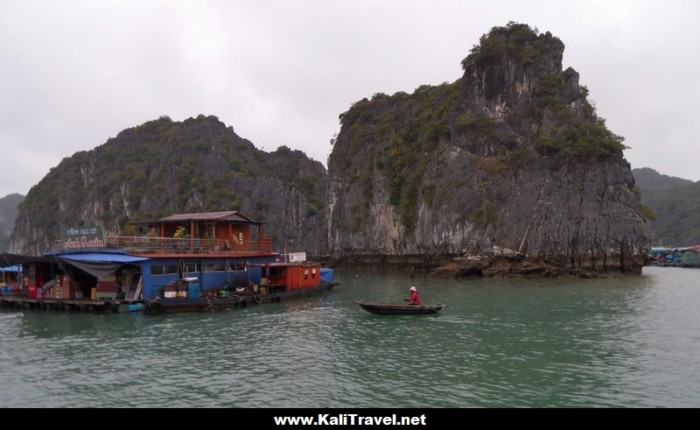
648,246,700,267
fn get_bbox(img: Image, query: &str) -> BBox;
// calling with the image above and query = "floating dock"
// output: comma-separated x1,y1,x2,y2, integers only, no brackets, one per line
0,295,144,313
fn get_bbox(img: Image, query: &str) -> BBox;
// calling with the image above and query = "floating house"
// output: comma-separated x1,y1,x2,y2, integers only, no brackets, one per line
647,245,700,268
648,247,678,266
1,210,335,313
0,265,19,294
679,245,700,268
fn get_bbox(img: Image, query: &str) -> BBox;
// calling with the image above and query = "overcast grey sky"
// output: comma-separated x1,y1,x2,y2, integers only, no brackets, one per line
1,0,698,198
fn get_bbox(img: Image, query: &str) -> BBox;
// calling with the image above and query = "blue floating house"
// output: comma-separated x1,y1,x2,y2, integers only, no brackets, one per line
1,210,334,311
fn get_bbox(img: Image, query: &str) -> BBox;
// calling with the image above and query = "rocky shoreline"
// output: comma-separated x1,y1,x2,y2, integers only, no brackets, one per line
426,255,644,278
320,250,645,279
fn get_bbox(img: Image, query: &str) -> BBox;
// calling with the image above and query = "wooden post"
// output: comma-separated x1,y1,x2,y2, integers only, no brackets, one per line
518,226,530,255
258,225,264,251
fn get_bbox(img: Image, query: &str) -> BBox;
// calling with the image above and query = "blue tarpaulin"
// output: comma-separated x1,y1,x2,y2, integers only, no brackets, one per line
59,253,148,264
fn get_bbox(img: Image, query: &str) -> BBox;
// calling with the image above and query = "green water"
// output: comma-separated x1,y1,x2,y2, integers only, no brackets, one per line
1,265,699,408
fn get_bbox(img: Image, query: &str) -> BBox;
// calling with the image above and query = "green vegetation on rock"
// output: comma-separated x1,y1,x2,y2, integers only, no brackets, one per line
332,22,630,234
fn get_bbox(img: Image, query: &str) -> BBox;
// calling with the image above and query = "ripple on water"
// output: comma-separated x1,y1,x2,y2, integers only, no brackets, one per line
2,267,700,407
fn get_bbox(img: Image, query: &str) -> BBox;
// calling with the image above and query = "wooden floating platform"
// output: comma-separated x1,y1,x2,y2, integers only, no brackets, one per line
0,295,144,313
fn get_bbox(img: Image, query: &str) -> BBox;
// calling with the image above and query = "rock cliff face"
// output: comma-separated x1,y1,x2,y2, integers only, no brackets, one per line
633,168,700,246
327,23,651,276
0,193,24,252
12,115,328,257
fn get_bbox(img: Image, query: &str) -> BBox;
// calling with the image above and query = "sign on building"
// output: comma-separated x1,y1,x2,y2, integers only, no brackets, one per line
286,252,307,263
62,226,105,249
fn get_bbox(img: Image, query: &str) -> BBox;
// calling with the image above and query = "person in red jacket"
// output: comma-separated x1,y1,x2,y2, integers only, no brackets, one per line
406,286,421,305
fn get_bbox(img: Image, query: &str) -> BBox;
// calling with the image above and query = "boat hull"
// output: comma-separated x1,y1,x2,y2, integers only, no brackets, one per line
0,295,144,313
144,282,336,315
355,300,445,315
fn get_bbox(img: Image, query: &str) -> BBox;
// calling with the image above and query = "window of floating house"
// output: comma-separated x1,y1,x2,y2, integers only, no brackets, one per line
184,263,199,274
270,267,284,277
226,263,246,271
151,264,178,275
204,263,226,272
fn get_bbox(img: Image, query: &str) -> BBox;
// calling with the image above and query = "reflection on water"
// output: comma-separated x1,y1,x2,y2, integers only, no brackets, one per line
1,266,699,407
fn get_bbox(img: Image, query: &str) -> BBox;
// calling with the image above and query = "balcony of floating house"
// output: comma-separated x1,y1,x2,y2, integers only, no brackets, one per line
54,211,274,255
102,235,273,254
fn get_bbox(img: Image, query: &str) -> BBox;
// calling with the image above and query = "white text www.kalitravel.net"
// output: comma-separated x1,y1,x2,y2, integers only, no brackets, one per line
273,414,427,426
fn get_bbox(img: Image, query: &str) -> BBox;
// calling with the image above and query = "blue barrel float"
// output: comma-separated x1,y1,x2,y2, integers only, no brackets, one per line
128,303,145,312
320,268,334,284
186,277,201,298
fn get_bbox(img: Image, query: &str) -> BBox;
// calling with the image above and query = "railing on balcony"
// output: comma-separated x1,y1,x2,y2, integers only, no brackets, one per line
53,235,274,254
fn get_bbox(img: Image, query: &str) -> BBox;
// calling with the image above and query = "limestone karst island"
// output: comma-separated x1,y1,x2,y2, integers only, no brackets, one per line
3,22,650,306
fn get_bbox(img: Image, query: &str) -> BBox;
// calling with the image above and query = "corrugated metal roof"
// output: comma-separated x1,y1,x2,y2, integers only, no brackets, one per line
158,211,261,224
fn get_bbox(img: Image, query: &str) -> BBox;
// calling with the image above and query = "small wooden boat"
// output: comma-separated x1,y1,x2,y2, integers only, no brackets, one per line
355,300,446,315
